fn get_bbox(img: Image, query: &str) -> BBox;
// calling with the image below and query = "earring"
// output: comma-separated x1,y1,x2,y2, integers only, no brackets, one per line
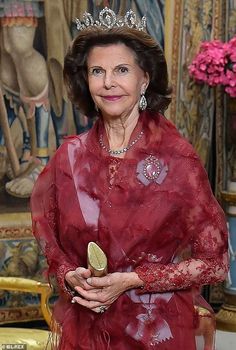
139,92,147,111
94,103,99,112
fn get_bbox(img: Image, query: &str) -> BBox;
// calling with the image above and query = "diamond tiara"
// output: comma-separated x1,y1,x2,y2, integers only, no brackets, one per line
75,7,146,32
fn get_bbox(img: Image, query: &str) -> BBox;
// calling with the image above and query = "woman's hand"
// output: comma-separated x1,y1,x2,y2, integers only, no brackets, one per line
65,267,95,291
71,271,144,313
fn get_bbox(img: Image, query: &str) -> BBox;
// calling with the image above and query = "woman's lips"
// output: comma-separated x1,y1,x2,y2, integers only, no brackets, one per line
102,95,123,101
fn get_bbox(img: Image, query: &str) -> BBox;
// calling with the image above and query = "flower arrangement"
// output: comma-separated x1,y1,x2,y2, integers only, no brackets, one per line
189,36,236,97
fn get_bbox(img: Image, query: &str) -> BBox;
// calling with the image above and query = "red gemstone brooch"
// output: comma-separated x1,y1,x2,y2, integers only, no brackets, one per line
137,155,168,186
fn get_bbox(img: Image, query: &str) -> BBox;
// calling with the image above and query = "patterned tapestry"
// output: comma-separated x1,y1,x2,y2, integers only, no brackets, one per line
169,0,235,196
168,0,236,306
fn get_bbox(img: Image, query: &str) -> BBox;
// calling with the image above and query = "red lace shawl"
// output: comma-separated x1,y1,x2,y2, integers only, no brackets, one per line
31,111,228,350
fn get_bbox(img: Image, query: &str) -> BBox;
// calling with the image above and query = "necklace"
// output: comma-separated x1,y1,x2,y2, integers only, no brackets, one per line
99,130,144,155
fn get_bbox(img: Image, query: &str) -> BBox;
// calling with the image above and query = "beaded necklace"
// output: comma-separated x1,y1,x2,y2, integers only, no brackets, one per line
99,130,144,155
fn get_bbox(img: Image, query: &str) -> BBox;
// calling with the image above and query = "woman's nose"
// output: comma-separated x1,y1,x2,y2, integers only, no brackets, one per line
104,72,116,89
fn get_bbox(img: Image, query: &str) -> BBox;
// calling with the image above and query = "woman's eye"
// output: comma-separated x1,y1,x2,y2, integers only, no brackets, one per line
117,66,128,74
90,68,104,76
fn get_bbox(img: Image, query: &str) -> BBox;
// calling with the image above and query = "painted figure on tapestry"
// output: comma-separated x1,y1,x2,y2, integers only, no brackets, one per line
0,0,78,199
0,0,50,198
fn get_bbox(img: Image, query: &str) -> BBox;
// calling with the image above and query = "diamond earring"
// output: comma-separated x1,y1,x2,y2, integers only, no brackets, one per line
139,92,147,110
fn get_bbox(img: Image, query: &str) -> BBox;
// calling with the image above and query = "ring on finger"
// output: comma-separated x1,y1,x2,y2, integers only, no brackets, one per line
99,305,107,313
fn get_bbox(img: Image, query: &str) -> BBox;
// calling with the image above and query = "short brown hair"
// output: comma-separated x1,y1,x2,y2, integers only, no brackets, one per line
64,26,172,118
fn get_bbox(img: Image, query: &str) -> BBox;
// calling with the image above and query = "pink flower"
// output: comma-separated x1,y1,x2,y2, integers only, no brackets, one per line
225,86,236,97
188,36,236,97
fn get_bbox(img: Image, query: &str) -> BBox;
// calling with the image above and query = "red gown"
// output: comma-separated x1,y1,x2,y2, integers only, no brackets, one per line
31,111,228,350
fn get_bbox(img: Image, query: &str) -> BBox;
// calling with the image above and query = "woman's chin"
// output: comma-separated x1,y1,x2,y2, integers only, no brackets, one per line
99,105,139,121
100,108,127,120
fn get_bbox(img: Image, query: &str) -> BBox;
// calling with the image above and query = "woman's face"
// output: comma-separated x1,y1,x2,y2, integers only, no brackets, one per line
87,43,149,121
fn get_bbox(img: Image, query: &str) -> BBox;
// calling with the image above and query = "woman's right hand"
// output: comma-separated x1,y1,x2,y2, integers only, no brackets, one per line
65,267,95,291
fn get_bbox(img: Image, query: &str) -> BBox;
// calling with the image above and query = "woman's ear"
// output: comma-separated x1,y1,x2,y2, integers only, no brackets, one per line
143,72,150,91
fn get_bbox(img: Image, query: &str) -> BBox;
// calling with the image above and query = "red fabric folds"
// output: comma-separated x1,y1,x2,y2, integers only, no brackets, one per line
31,111,228,350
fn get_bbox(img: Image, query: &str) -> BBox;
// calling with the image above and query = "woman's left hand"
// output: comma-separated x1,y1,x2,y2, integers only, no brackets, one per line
71,271,143,313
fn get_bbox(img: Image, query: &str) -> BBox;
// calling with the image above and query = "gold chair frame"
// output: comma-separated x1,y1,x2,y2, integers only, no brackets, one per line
0,277,52,328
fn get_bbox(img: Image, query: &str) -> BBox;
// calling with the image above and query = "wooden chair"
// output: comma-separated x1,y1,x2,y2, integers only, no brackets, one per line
0,277,52,350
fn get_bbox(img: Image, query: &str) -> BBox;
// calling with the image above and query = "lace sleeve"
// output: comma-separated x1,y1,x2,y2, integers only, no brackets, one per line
135,155,229,293
31,150,77,298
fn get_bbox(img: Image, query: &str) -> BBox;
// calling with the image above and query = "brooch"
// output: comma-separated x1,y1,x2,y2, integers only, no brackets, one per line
137,155,168,186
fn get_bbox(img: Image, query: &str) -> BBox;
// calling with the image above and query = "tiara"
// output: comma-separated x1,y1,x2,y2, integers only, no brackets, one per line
75,7,146,32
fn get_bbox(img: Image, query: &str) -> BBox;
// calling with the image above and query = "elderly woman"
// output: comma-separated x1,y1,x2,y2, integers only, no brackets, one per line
31,8,228,350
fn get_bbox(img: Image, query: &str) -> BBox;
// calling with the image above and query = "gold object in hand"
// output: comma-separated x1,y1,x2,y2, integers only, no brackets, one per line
87,242,107,277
